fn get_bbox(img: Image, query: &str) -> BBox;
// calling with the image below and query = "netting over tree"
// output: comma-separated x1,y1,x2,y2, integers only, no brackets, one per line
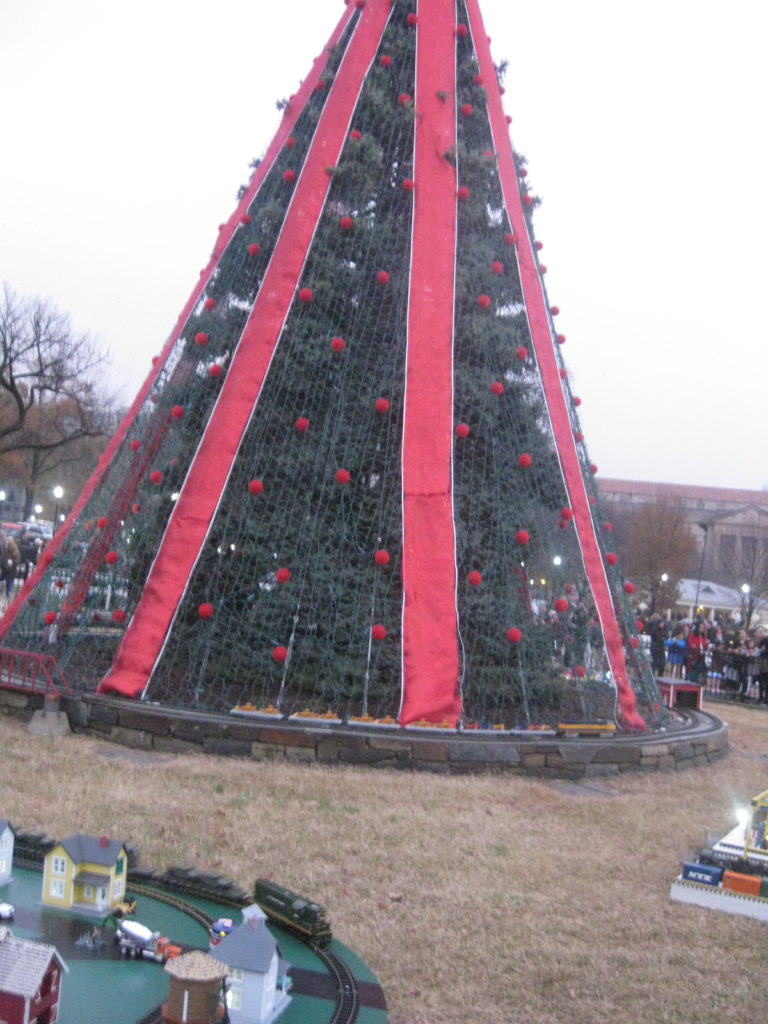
0,0,662,731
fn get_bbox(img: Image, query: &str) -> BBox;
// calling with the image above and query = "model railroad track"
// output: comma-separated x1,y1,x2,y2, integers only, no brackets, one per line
126,882,216,931
312,944,360,1024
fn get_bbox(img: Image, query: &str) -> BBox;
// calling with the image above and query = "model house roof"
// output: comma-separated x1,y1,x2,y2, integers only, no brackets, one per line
0,929,68,997
56,834,125,867
210,916,282,974
165,950,228,982
0,821,15,838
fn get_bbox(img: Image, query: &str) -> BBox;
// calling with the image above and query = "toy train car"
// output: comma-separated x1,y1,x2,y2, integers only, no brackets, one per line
253,879,332,948
556,721,617,738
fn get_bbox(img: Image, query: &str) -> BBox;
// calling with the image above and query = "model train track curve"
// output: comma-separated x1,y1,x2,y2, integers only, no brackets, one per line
312,944,360,1024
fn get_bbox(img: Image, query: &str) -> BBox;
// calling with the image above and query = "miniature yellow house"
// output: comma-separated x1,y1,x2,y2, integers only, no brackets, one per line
42,834,128,916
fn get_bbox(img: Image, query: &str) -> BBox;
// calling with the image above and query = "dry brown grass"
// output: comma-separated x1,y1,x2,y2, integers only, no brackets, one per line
2,707,768,1023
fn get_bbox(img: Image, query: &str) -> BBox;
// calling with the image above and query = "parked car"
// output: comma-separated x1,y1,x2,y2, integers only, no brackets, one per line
0,902,15,920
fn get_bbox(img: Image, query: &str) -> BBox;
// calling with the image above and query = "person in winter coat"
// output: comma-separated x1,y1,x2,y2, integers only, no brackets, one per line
686,621,709,684
0,530,20,598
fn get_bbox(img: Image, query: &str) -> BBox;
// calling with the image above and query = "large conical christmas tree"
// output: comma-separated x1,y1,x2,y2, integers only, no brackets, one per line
0,0,660,731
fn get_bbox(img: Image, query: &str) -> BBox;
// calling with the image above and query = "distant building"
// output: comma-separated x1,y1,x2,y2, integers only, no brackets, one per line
597,478,768,589
0,925,68,1024
42,835,128,917
0,822,15,886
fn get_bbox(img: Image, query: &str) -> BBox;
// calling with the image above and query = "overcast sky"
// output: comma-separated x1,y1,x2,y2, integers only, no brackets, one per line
1,0,766,492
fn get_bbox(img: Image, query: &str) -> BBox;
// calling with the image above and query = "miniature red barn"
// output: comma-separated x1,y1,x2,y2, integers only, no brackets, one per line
0,927,68,1024
0,0,661,732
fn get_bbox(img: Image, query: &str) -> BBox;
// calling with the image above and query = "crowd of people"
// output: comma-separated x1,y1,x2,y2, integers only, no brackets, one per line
644,614,768,701
0,525,46,604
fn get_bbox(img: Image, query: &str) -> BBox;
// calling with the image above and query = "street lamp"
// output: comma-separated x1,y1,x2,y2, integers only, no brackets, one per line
0,490,5,522
32,504,43,520
52,486,64,533
741,583,752,628
692,522,710,622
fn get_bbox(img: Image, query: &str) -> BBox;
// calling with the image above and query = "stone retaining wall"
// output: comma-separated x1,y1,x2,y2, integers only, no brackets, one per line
0,689,729,778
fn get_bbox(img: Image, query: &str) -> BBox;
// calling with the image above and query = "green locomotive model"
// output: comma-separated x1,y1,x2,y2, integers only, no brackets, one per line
253,878,332,948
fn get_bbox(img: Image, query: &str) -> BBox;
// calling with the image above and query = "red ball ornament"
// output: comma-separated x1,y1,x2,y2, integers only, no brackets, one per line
44,612,57,625
171,405,184,419
204,298,216,311
564,584,574,595
375,397,390,414
456,23,468,37
504,233,517,246
298,287,313,303
285,136,297,148
195,332,208,346
402,178,416,192
374,549,390,566
636,619,645,631
467,570,482,586
550,305,560,315
557,334,566,344
522,194,532,205
276,568,292,584
624,582,635,595
397,93,412,106
460,103,474,117
554,598,569,613
535,241,543,251
457,186,470,201
477,294,491,309
209,364,222,379
349,129,362,140
248,479,264,495
490,261,503,275
335,468,351,485
506,115,513,124
490,381,504,395
97,516,109,529
606,552,618,566
515,530,530,546
295,417,310,433
150,471,162,484
559,368,567,380
517,453,532,468
105,551,118,565
240,214,251,225
339,216,354,231
473,74,483,86
379,55,393,68
455,423,470,438
331,336,345,352
376,270,390,285
591,464,599,474
574,431,583,442
272,645,288,663
560,507,573,521
506,627,522,644
132,503,142,515
130,439,140,451
603,521,613,532
573,396,582,407
515,346,528,361
247,243,261,256
315,80,326,92
112,609,127,624
283,170,296,183
573,665,586,678
371,624,387,640
630,636,640,649
406,12,418,26
540,265,548,274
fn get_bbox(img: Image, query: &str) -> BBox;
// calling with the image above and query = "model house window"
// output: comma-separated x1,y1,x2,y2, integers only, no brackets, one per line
113,880,123,898
84,885,93,898
115,856,124,876
230,968,244,982
52,856,66,875
50,879,65,898
226,990,242,1010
